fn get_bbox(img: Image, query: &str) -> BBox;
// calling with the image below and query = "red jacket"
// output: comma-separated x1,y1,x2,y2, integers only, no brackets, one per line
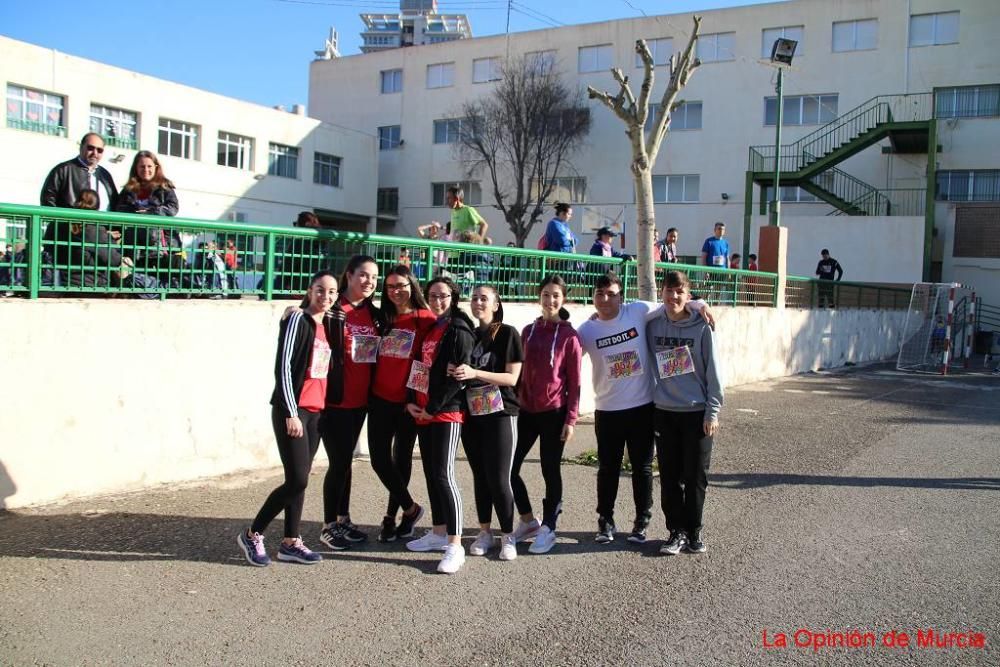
518,318,582,426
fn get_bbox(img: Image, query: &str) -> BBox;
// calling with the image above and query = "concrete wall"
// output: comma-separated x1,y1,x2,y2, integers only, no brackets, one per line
0,298,905,509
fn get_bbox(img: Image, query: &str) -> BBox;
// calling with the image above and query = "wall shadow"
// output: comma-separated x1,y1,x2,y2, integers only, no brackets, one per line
710,473,1000,491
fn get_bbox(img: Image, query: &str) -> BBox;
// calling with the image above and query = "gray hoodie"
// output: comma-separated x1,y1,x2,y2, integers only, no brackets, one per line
645,310,723,421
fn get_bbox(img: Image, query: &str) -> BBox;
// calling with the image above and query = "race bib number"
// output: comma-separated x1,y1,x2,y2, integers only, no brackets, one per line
712,255,727,267
406,360,430,394
379,329,415,359
309,337,331,379
656,346,695,379
351,334,380,363
467,385,504,416
605,350,643,380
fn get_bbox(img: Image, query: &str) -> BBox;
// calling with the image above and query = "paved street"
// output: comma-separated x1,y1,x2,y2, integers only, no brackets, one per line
1,363,998,666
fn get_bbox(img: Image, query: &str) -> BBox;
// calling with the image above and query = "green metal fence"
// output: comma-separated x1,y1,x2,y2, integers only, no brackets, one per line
786,276,911,310
1,202,903,309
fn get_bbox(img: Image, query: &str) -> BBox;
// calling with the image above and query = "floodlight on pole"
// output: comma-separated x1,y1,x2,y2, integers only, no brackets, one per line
768,37,797,227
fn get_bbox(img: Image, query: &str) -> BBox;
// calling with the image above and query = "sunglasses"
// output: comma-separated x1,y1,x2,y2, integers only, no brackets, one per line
84,145,105,153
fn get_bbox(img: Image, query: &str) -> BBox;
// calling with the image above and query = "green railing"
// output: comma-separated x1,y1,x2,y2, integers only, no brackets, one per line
6,118,68,137
785,277,911,310
102,135,138,150
827,188,926,217
748,93,934,174
804,164,888,216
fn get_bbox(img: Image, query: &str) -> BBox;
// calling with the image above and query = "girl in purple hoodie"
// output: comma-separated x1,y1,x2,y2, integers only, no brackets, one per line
511,275,583,554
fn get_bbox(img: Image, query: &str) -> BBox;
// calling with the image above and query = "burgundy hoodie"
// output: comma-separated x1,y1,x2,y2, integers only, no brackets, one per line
518,318,583,426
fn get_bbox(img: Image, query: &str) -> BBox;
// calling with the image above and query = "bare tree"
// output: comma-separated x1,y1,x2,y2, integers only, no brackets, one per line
456,55,591,247
587,16,702,299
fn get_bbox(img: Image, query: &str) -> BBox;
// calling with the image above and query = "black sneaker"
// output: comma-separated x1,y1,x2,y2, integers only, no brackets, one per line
395,503,424,539
627,522,648,544
378,516,397,543
338,518,368,543
595,517,615,544
660,530,687,555
320,524,351,551
685,530,707,554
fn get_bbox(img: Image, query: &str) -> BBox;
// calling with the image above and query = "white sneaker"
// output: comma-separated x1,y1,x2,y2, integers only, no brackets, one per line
528,526,557,554
406,530,448,552
498,533,517,561
437,544,466,574
513,518,541,543
469,530,494,556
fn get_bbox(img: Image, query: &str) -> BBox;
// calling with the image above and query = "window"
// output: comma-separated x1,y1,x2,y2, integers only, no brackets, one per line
5,84,65,136
473,57,502,83
433,118,467,144
268,143,299,178
652,175,700,203
380,69,403,94
935,85,1000,119
158,118,199,160
636,37,672,67
696,32,735,63
377,188,399,215
314,152,342,187
765,94,838,126
217,131,253,170
833,19,878,52
526,50,557,74
378,125,401,150
426,62,455,89
762,26,804,57
432,181,482,206
646,101,703,131
578,44,613,73
909,12,959,47
763,185,820,202
936,170,1000,202
532,177,587,203
89,104,137,149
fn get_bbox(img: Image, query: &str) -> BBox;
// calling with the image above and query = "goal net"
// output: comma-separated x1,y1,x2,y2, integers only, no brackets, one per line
897,283,974,374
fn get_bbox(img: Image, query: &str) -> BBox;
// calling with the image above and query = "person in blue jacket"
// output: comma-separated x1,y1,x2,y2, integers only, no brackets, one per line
543,202,578,253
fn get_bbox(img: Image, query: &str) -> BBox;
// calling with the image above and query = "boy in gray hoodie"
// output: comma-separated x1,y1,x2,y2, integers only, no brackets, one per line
645,270,723,555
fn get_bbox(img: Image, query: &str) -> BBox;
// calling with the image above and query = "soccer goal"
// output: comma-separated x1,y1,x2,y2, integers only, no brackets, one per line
897,282,975,374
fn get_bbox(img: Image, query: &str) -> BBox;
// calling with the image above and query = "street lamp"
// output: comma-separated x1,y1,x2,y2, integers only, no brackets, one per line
768,37,797,226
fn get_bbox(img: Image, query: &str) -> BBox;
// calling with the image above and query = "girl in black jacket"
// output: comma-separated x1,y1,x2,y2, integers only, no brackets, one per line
238,270,339,567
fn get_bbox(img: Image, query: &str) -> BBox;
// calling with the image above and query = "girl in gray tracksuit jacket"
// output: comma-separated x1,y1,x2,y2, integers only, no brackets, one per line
645,270,723,554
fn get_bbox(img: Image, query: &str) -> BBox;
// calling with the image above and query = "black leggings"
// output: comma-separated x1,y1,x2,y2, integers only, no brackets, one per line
252,408,322,537
462,413,517,534
319,406,368,525
418,421,463,536
594,402,654,526
367,395,417,517
511,408,567,530
654,408,713,534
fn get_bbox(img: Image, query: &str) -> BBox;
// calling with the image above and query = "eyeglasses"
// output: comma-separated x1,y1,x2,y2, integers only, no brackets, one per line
385,282,411,291
427,293,452,301
84,145,104,153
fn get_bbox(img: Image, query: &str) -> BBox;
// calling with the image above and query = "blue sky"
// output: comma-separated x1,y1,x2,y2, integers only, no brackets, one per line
1,0,779,109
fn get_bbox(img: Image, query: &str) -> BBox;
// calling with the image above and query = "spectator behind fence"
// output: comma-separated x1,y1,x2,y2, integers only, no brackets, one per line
589,227,630,259
443,185,488,239
747,254,758,271
224,238,240,292
40,133,118,211
658,228,679,263
117,151,184,284
729,253,741,269
53,188,129,291
700,222,729,268
274,211,324,297
815,248,843,308
541,202,578,253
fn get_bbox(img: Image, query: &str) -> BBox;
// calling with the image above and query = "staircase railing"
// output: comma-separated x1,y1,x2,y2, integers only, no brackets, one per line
805,165,889,216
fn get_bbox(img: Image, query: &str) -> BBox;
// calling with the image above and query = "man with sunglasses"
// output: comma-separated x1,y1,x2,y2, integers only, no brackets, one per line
40,133,119,210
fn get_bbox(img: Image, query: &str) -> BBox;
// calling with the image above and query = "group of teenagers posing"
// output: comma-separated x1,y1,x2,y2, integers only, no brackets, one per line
239,254,724,575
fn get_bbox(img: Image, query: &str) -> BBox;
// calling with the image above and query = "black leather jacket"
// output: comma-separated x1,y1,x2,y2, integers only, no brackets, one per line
40,157,118,209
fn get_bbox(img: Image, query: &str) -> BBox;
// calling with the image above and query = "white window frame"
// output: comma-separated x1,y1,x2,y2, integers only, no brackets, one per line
433,118,467,144
380,69,403,94
832,18,878,52
765,94,839,126
936,170,1000,202
696,32,735,63
652,174,700,203
636,37,672,68
378,125,401,150
268,143,299,179
217,131,254,170
935,85,1000,119
426,62,455,89
533,177,587,203
578,44,613,73
526,50,557,74
313,152,342,187
763,185,820,203
5,84,65,136
909,11,959,47
762,25,804,58
645,101,703,132
432,181,482,206
472,57,502,83
158,118,199,160
89,104,138,149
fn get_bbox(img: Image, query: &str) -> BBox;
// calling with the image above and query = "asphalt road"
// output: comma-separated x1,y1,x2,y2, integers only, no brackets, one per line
1,363,998,666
